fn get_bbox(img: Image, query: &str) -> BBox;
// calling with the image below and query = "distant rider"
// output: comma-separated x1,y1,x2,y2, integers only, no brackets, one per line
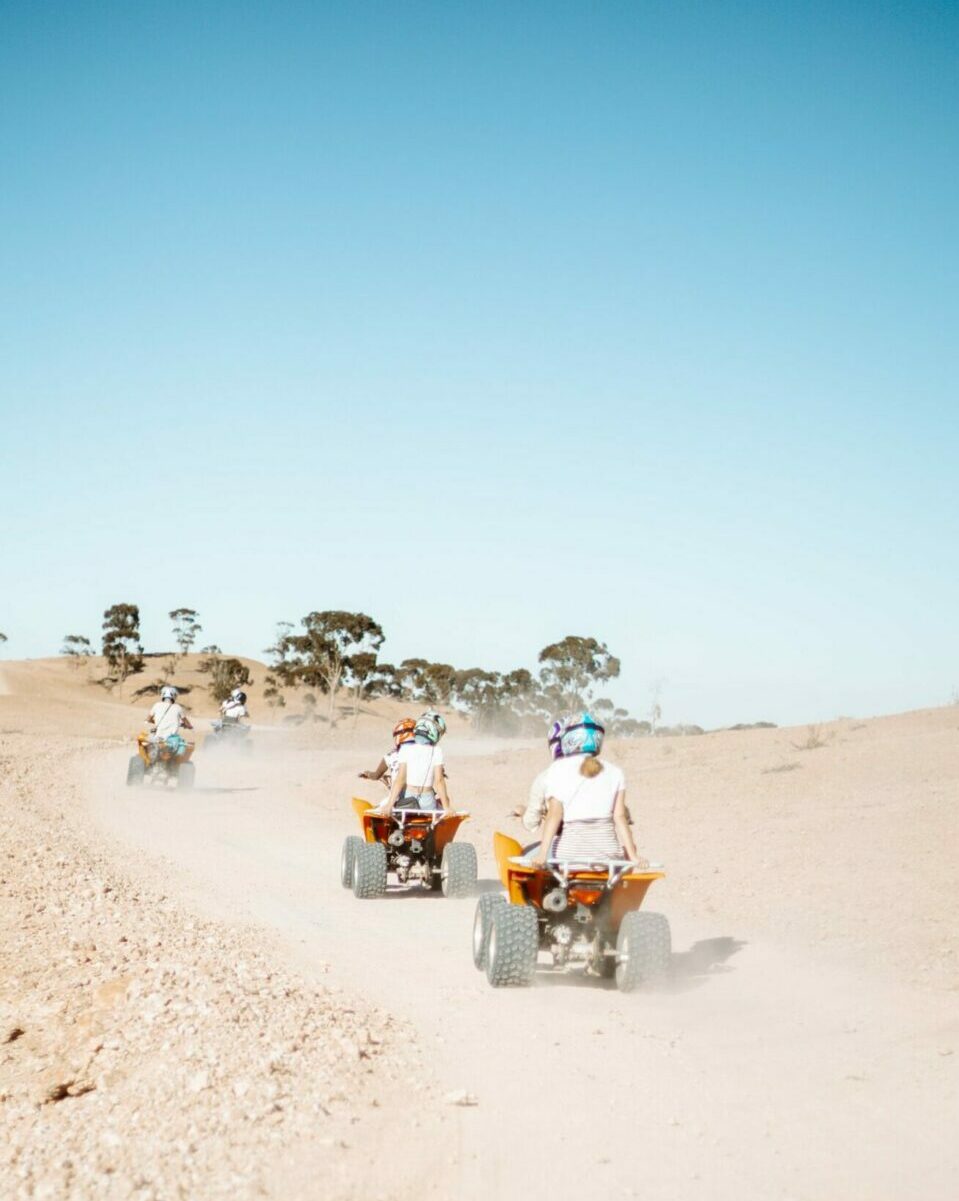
528,712,644,867
146,685,193,762
219,688,249,725
359,718,417,789
377,713,451,816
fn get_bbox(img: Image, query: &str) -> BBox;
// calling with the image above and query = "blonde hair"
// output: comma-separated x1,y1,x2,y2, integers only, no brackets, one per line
580,754,603,779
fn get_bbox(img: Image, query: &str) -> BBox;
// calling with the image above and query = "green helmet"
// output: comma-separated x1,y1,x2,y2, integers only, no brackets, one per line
421,710,447,739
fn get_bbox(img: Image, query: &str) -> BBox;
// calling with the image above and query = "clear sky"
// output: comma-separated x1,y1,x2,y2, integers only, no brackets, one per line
1,1,957,729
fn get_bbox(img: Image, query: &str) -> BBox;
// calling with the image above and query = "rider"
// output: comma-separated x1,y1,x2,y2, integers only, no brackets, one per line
528,712,642,867
378,713,451,816
146,685,193,762
359,717,417,789
219,688,249,725
513,719,564,832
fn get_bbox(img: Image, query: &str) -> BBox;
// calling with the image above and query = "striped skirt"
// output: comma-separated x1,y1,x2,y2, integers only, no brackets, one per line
552,819,622,863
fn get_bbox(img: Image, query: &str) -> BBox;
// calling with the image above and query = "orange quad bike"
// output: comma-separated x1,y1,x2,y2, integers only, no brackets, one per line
341,798,477,900
126,731,196,791
472,832,670,992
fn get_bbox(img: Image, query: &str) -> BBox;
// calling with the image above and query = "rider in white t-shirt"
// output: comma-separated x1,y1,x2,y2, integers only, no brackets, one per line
219,688,249,724
528,712,644,867
146,686,193,760
378,714,451,816
359,718,417,789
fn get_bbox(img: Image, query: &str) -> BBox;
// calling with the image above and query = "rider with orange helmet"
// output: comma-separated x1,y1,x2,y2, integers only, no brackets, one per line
359,718,417,790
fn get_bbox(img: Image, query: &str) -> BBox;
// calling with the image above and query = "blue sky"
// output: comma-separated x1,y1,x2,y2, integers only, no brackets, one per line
1,1,957,728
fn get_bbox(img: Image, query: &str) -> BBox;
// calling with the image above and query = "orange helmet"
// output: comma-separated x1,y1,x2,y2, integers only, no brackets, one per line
392,717,417,747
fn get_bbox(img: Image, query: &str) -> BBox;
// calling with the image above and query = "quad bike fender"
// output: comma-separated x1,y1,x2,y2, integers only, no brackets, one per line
431,813,468,857
608,871,665,927
136,732,152,765
352,796,374,822
494,832,523,889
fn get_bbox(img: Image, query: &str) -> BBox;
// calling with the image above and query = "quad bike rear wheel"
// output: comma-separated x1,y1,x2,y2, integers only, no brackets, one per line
486,904,539,987
126,756,145,787
177,762,196,791
615,911,671,993
441,842,478,898
472,893,506,970
352,841,387,899
340,836,364,889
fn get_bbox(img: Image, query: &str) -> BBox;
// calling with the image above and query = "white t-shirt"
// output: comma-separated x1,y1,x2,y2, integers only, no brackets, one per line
383,749,400,781
220,700,248,721
397,741,444,790
543,755,625,822
149,701,188,739
522,767,551,831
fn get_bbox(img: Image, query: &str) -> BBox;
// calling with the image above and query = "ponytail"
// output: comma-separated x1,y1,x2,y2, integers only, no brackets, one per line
580,754,603,779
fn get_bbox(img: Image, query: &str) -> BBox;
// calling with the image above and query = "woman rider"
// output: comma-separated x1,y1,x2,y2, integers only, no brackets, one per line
529,712,645,867
376,714,451,817
359,718,417,790
513,719,564,834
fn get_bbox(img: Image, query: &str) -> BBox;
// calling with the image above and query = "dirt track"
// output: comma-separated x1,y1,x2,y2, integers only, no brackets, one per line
2,661,958,1199
85,738,958,1200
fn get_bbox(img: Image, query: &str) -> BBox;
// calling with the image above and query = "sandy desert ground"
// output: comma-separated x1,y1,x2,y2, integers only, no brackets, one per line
1,657,957,1200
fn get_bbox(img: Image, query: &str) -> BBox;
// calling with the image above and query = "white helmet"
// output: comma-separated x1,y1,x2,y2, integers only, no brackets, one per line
160,685,178,702
230,688,246,703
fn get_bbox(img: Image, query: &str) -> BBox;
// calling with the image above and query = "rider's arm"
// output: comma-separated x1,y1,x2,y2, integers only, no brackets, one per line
613,790,642,863
382,762,406,814
531,797,563,866
433,765,451,812
359,758,388,781
519,769,548,831
181,716,193,730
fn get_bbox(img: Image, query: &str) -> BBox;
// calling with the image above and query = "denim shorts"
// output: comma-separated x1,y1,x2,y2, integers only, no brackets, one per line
395,789,438,810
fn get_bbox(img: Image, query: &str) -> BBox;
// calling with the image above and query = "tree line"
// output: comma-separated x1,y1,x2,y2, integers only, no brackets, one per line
49,604,657,735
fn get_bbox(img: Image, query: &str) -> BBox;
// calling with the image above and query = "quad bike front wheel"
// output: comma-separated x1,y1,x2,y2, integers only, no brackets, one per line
486,904,539,987
340,836,364,889
615,911,671,993
177,762,196,791
441,842,478,898
352,841,387,899
472,893,506,970
126,756,145,787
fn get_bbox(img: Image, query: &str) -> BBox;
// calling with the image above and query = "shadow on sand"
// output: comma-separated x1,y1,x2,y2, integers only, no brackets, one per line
668,936,747,991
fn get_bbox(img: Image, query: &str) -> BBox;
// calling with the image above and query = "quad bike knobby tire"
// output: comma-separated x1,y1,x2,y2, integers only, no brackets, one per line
472,893,506,970
340,836,364,889
352,841,388,899
441,842,478,898
615,911,671,993
126,756,145,787
177,762,196,791
486,904,539,987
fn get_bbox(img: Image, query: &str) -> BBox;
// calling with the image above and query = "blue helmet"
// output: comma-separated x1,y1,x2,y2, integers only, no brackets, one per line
559,712,605,757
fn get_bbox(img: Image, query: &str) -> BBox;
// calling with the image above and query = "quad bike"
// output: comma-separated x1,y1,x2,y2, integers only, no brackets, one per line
341,798,478,900
472,832,670,992
126,731,196,790
204,718,253,754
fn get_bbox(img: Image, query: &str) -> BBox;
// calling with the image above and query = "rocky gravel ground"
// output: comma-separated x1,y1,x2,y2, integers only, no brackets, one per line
0,734,425,1200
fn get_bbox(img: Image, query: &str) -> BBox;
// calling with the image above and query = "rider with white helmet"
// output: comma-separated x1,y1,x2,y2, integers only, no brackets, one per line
146,685,193,760
219,687,249,725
